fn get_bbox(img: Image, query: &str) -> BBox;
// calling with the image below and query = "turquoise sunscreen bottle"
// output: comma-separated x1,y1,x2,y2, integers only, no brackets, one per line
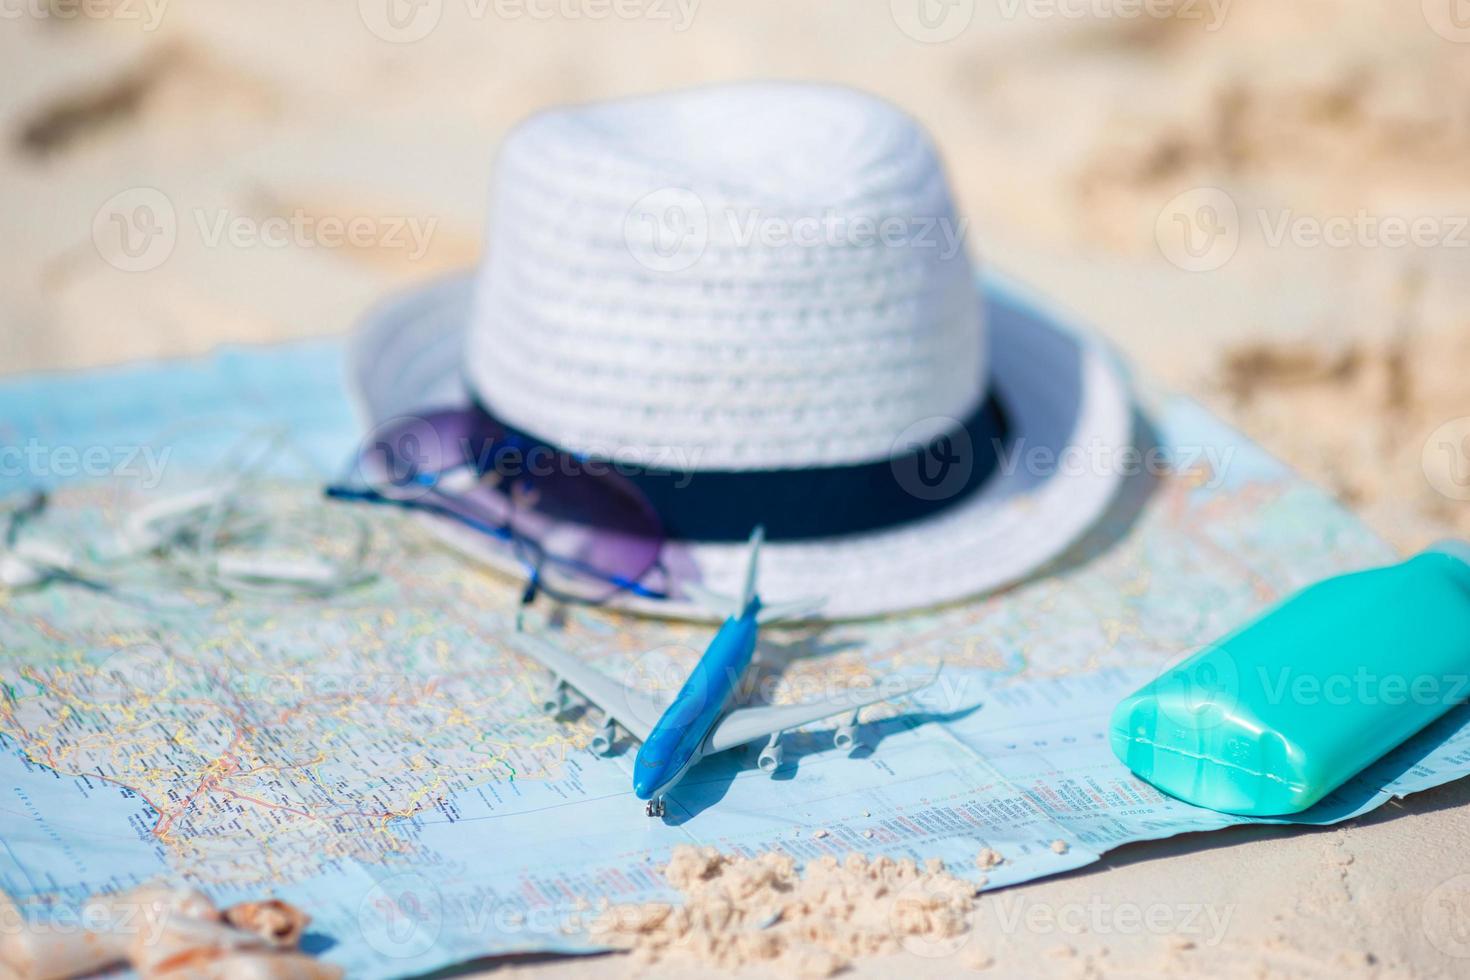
1111,542,1470,815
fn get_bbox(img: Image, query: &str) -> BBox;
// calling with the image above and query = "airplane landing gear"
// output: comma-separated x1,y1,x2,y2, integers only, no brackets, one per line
645,798,666,818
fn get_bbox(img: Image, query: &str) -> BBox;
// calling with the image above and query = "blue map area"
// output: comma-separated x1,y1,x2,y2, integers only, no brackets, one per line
2,337,1467,979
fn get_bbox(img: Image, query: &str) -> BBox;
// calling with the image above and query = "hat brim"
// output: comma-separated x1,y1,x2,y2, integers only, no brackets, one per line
347,271,1133,620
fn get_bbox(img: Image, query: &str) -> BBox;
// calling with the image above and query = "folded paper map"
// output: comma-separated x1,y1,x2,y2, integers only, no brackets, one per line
2,340,1467,978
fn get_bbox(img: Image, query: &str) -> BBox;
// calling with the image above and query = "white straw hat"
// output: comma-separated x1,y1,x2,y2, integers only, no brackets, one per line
348,82,1131,620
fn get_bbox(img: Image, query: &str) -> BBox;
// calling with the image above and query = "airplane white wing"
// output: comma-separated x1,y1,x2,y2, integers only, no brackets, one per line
755,597,826,624
678,581,740,619
680,582,825,624
509,632,665,743
704,668,939,755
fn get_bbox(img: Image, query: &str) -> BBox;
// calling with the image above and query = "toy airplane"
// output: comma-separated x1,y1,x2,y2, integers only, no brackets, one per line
513,527,938,818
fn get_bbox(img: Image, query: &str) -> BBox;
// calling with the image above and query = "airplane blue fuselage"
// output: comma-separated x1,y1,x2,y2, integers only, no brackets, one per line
632,600,760,801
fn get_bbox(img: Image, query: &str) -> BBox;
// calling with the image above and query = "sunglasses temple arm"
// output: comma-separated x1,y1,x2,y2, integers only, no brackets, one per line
326,481,668,603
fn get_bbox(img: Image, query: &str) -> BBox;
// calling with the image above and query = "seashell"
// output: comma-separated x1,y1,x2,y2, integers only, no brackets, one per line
221,901,309,950
130,914,273,978
0,918,127,980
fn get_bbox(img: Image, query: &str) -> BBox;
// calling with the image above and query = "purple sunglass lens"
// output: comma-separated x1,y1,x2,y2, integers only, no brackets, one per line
361,408,664,602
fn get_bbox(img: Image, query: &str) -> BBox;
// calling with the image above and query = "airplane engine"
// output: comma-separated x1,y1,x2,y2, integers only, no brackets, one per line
541,679,568,716
833,725,858,751
590,720,616,756
757,733,783,773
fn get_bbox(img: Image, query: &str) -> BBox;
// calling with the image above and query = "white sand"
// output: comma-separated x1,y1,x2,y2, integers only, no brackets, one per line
589,847,978,977
3,2,1469,976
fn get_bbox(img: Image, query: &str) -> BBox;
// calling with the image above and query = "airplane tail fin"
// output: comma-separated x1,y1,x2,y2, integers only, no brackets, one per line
739,525,764,612
681,526,823,623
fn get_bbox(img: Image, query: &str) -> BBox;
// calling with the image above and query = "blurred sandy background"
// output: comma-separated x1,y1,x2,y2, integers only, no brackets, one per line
4,0,1470,553
4,2,1470,976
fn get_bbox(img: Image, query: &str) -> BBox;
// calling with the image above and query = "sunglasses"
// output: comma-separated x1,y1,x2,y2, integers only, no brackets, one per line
325,408,668,608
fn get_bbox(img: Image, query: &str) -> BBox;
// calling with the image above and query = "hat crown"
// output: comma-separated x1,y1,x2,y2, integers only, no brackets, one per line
468,82,986,470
